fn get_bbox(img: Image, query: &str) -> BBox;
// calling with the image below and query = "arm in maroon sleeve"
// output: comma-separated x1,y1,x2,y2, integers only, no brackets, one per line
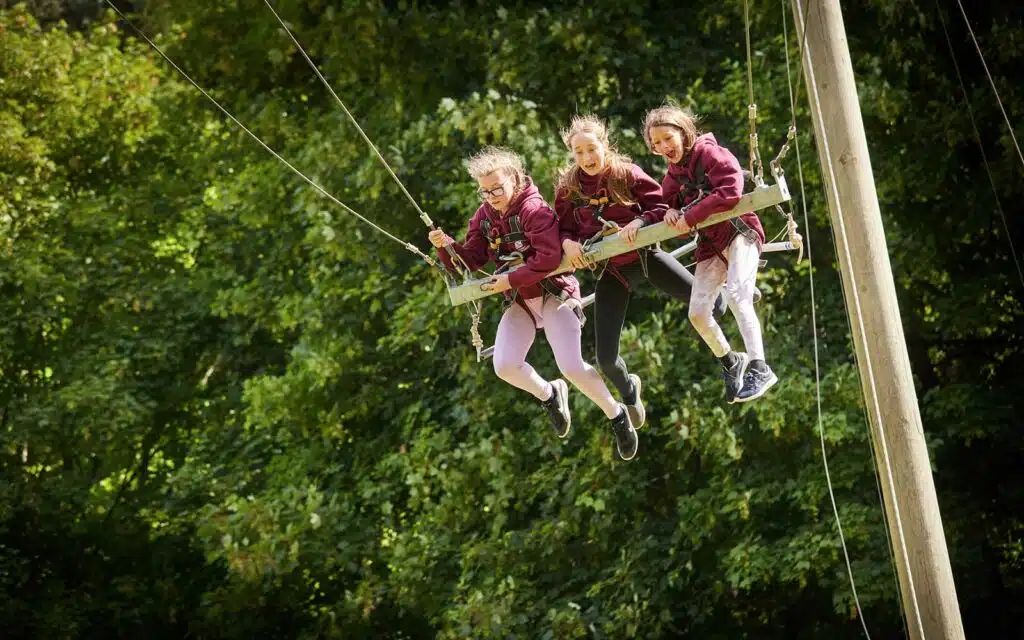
436,208,491,272
631,165,669,225
507,203,562,291
555,189,581,244
682,144,744,228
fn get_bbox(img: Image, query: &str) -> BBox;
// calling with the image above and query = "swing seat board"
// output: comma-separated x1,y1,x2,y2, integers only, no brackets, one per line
476,236,798,360
447,178,790,307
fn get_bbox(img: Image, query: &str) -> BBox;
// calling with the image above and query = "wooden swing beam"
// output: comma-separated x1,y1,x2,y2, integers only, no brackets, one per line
446,178,791,307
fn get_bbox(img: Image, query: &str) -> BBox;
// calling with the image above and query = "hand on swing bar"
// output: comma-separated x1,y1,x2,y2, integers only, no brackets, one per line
617,219,644,245
561,239,591,270
664,208,692,235
481,274,511,293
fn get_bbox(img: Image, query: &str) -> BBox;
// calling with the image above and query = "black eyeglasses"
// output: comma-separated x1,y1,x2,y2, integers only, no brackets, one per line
477,185,506,199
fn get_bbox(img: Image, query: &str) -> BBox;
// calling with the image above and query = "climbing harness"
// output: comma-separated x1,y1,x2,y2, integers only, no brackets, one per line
675,155,768,269
481,214,528,255
480,211,586,325
573,191,625,273
572,188,657,285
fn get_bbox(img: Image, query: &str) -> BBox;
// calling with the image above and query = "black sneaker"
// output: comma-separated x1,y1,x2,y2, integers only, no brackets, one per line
610,404,638,461
734,360,778,403
721,351,749,404
542,378,571,438
625,373,646,429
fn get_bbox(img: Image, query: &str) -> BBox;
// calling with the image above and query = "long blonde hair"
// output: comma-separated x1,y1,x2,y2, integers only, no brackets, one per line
642,102,702,159
554,114,635,206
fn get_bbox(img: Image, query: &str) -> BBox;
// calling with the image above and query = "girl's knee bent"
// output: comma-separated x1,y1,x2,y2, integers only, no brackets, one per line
689,306,714,332
492,357,520,382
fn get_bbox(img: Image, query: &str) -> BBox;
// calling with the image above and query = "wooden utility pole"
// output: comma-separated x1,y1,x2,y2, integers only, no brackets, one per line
790,1,965,639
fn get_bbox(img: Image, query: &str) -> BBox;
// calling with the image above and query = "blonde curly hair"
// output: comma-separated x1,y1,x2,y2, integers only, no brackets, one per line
464,146,526,194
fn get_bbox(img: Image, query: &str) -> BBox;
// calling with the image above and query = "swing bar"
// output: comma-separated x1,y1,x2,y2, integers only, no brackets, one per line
447,178,791,307
476,236,798,360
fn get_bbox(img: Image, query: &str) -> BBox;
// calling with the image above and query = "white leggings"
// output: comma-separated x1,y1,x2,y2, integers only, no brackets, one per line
493,295,620,419
688,234,765,361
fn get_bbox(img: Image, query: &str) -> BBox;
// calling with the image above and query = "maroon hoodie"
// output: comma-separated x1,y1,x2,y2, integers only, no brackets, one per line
437,178,580,302
555,163,668,267
659,133,764,263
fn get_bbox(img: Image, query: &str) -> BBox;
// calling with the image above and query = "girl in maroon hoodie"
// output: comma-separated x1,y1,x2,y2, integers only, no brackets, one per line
642,104,778,403
428,146,638,461
555,115,726,427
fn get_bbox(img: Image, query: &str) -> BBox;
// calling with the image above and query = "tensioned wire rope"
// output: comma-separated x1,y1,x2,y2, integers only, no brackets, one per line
955,0,1024,171
779,0,912,636
259,0,481,281
790,0,928,637
104,0,491,357
101,0,437,269
936,0,1024,294
258,0,511,359
745,0,877,636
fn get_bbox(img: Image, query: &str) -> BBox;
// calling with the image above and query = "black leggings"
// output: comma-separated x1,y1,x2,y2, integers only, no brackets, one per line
593,250,725,398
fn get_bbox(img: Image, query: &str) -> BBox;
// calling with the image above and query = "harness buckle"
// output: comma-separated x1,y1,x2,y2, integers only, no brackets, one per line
495,251,525,273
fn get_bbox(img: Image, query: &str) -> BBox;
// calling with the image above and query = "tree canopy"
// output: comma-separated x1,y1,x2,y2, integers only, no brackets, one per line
1,1,1021,637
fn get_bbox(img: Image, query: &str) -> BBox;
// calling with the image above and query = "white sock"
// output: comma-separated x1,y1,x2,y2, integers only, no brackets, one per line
542,382,554,402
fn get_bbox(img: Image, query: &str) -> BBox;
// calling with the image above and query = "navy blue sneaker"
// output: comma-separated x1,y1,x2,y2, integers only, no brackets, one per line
734,360,778,403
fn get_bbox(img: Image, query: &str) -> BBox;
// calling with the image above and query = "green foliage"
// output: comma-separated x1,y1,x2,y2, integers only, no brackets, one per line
1,1,1021,638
